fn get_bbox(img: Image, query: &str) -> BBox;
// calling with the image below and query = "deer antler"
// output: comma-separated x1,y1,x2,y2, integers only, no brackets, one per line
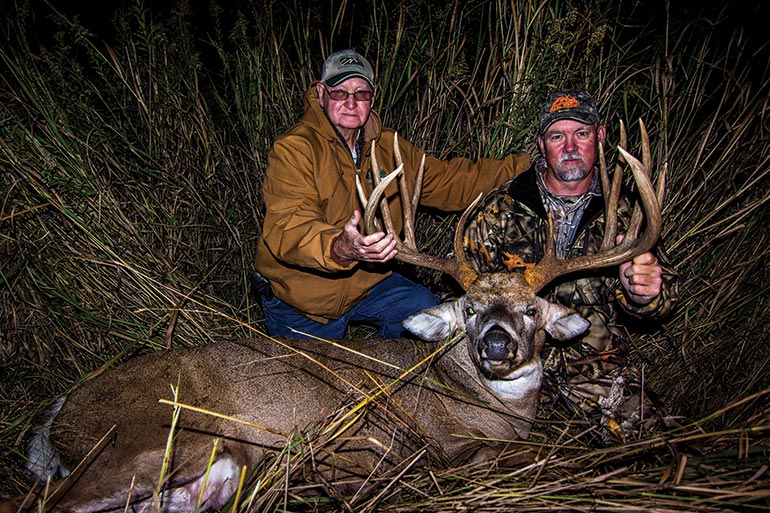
522,119,665,292
356,121,664,295
355,134,480,290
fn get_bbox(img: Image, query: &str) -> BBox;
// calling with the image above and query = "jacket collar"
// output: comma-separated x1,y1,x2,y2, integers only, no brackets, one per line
508,159,608,235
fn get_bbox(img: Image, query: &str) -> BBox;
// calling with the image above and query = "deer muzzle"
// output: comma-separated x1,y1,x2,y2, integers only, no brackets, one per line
478,326,521,378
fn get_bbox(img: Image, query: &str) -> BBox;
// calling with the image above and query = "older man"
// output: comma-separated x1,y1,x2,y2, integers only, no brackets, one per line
464,89,678,443
254,49,530,339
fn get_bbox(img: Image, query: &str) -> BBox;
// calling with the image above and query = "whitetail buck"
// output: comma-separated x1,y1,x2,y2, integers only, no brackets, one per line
2,121,662,513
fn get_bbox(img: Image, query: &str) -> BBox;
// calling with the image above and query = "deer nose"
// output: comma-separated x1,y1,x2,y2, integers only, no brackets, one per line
482,327,516,360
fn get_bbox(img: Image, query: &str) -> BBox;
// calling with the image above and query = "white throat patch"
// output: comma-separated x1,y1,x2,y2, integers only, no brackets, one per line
483,361,543,400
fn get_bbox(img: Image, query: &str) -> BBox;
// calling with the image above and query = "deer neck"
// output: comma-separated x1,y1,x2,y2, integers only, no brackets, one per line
439,337,535,409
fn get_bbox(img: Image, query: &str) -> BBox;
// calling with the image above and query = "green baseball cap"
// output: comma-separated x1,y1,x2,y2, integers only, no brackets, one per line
320,49,375,89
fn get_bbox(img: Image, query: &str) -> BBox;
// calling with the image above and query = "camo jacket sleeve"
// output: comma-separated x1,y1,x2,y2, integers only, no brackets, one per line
463,182,548,274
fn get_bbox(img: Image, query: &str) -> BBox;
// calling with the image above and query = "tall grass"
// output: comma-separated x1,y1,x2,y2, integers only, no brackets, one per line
1,0,768,508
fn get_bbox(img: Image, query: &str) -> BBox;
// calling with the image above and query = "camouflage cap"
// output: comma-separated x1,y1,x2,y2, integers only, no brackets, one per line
320,49,375,89
538,89,600,134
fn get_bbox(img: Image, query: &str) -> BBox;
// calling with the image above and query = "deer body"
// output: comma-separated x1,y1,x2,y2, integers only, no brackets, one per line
7,275,587,513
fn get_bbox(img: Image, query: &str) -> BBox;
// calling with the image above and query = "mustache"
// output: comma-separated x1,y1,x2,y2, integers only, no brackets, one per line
558,152,584,164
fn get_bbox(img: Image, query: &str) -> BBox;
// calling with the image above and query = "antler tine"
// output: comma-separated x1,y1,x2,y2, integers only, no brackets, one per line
359,139,479,291
599,141,610,208
361,162,404,236
625,120,651,241
393,134,424,250
355,175,368,211
525,119,662,292
414,154,425,211
615,125,661,252
356,142,378,228
371,139,400,234
401,153,425,249
599,120,626,250
657,162,668,207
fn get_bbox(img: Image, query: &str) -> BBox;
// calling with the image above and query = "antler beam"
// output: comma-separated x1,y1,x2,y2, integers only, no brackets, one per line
356,135,480,290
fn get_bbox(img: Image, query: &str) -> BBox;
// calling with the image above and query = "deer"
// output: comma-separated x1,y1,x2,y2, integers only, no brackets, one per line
1,121,663,513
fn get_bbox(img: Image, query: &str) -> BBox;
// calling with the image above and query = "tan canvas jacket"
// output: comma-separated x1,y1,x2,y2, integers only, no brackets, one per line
255,84,530,321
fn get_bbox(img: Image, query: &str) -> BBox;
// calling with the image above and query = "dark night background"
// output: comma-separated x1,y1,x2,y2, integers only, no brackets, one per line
3,0,768,60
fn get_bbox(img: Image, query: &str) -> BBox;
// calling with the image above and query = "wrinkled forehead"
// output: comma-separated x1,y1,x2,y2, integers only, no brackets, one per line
541,119,598,137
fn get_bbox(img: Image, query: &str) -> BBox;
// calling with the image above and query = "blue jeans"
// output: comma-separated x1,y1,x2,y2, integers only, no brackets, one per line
261,272,439,339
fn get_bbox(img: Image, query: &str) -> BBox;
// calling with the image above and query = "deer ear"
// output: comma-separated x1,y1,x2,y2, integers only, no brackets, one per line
403,301,463,341
542,301,590,341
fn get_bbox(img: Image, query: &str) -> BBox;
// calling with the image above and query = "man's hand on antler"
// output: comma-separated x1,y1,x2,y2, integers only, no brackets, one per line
333,210,398,263
616,234,662,305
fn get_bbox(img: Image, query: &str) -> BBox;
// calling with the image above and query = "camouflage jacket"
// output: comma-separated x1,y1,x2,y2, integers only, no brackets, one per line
463,160,679,354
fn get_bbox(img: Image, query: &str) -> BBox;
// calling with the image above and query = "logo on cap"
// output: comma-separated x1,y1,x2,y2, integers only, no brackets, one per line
339,56,363,68
537,88,599,134
549,94,581,112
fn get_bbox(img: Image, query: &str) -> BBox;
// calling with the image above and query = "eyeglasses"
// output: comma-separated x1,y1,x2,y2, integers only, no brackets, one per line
323,86,374,102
